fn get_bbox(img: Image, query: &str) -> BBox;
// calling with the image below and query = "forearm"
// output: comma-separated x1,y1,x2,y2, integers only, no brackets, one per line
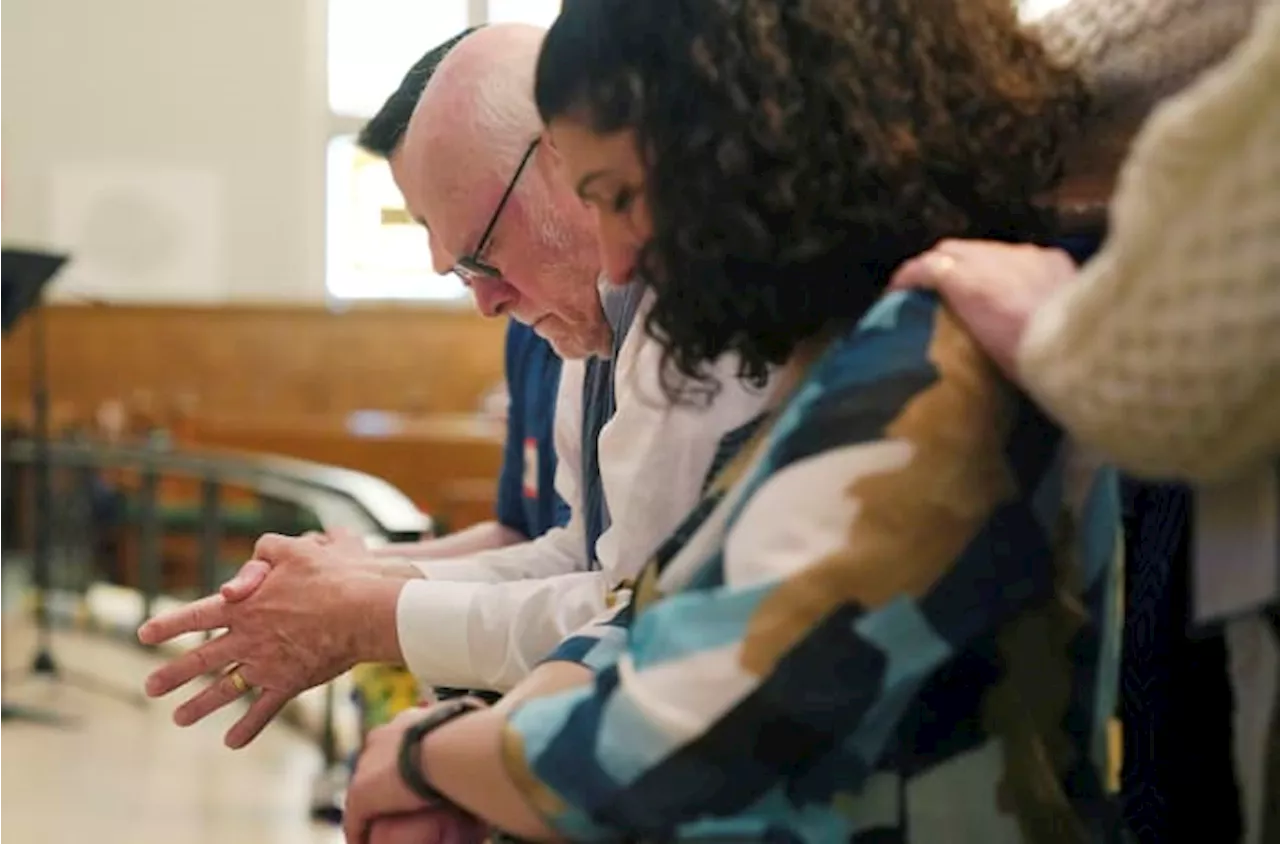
413,516,587,584
421,707,563,842
1018,232,1280,482
370,521,526,561
491,661,591,717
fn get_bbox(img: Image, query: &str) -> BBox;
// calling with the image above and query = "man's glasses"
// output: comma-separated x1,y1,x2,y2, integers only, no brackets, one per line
453,138,542,284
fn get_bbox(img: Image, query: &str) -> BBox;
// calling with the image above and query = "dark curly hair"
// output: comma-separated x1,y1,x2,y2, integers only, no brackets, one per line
535,0,1087,398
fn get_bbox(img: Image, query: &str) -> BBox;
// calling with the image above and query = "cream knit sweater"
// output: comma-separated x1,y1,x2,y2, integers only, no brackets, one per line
1032,0,1262,118
1018,0,1280,482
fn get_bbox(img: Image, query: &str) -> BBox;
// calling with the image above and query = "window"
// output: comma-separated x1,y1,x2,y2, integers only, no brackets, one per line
325,135,466,301
324,0,471,303
327,0,470,119
324,1,563,302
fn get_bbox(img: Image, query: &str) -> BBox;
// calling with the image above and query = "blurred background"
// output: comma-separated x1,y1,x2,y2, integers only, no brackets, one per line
1,2,558,843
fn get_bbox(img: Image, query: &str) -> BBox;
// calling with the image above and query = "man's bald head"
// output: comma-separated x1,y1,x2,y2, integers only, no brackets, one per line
388,23,608,359
406,23,547,199
357,26,483,159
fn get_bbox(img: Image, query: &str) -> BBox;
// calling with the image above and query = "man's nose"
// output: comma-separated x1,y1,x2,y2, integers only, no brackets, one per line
470,276,517,318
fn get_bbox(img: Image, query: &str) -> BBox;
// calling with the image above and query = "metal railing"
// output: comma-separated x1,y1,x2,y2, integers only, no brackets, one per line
1,433,432,816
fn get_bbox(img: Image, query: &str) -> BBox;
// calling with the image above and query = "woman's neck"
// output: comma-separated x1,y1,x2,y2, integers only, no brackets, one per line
768,328,847,407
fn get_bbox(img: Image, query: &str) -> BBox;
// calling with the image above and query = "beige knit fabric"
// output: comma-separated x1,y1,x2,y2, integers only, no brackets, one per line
1017,0,1280,482
1032,0,1263,119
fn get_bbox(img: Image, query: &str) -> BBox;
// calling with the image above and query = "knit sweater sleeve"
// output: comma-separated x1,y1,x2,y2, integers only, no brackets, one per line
1017,1,1280,483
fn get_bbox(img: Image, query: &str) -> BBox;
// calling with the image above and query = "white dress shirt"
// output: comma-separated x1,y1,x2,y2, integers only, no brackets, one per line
394,290,772,691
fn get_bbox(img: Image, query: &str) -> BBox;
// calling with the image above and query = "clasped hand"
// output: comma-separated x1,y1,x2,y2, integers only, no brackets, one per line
345,705,488,844
136,529,389,748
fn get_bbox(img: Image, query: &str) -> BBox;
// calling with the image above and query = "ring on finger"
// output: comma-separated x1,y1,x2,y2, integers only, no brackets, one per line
224,665,251,696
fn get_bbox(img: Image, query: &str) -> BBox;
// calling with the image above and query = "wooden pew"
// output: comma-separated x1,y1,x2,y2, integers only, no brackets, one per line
179,412,505,535
1,303,507,421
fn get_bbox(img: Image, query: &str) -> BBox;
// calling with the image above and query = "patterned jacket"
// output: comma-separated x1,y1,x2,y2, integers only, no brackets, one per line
496,291,1126,843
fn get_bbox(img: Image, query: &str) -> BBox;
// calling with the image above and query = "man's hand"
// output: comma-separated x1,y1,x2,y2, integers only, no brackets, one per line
136,533,404,748
344,706,487,844
889,239,1077,380
220,528,366,602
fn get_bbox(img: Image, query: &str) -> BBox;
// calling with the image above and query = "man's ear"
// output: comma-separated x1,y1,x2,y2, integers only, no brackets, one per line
534,133,587,215
539,127,559,157
535,129,567,181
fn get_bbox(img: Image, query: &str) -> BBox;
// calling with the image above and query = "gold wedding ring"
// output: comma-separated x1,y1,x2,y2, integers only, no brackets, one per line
225,666,250,695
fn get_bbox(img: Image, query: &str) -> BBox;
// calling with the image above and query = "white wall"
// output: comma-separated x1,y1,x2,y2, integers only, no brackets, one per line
1,0,330,302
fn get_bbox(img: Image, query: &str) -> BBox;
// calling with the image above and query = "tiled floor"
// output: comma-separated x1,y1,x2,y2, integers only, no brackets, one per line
2,625,345,844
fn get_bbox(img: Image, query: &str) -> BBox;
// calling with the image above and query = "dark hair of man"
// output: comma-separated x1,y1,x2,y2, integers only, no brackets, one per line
356,26,485,159
535,0,1089,399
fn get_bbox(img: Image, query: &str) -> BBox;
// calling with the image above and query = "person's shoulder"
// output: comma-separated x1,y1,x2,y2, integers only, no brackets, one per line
820,289,1004,386
769,291,1003,454
811,289,950,387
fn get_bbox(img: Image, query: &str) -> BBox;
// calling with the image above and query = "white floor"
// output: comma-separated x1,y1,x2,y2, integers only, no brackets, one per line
2,625,345,844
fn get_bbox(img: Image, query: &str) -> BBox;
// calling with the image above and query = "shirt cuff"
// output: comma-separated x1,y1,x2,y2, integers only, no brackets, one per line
410,557,503,582
395,579,484,689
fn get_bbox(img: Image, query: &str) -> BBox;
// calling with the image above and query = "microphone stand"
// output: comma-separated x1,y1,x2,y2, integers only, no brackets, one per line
2,292,146,726
0,251,70,727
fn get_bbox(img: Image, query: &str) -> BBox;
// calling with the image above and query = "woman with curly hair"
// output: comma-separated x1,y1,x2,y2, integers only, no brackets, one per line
342,2,1127,841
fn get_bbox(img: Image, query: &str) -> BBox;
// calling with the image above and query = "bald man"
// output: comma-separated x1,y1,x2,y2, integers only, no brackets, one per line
359,25,572,567
137,23,771,750
344,25,570,745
